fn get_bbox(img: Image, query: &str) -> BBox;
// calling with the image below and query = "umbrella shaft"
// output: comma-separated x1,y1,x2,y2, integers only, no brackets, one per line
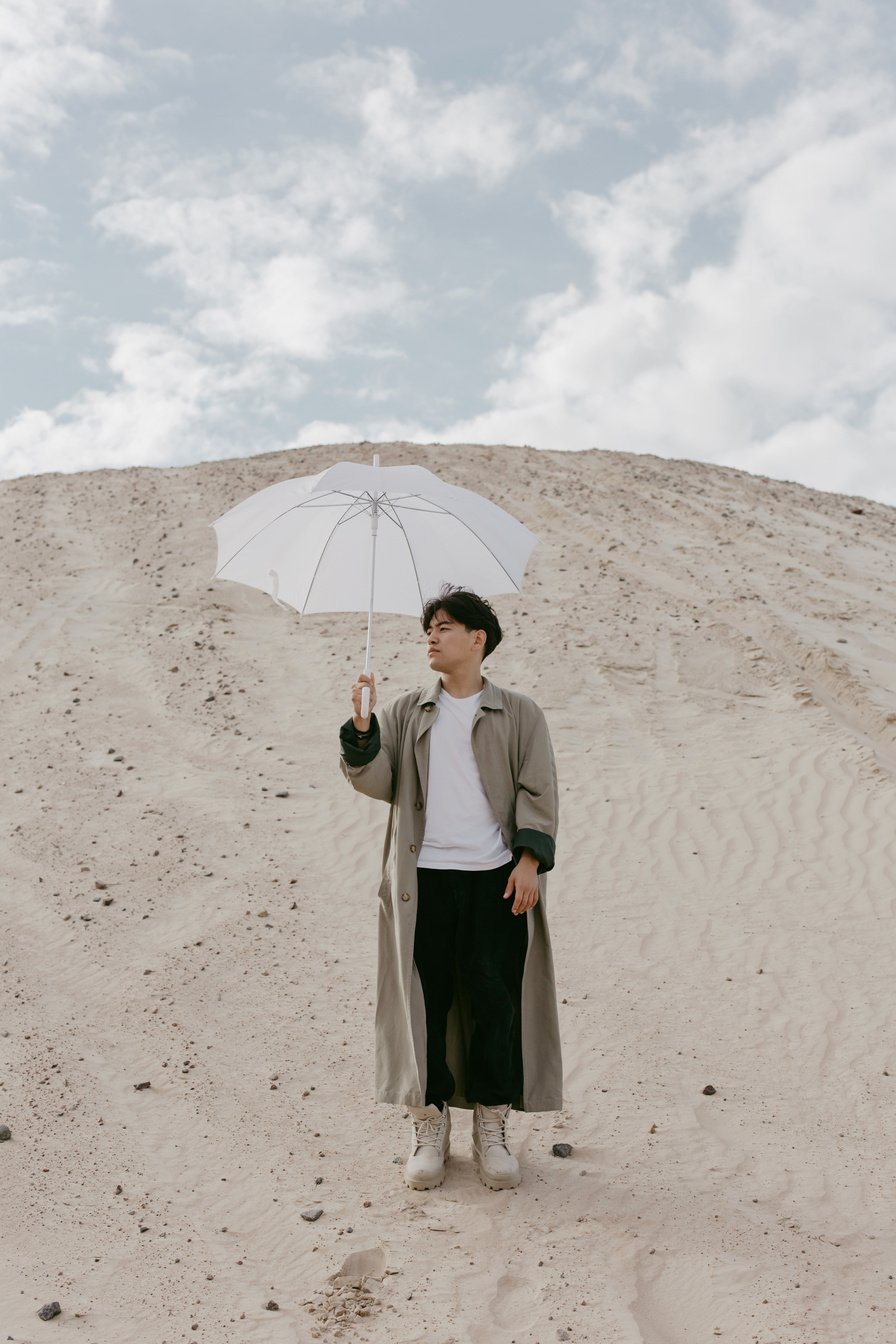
361,503,378,718
360,459,378,720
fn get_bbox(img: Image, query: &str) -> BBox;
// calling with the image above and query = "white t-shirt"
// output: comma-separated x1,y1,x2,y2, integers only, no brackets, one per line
417,688,515,871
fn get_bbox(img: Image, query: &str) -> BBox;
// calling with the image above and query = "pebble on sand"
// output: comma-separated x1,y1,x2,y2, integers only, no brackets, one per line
703,1084,717,1095
301,1207,323,1222
265,1299,279,1310
0,1124,11,1141
37,1301,62,1320
552,1143,573,1158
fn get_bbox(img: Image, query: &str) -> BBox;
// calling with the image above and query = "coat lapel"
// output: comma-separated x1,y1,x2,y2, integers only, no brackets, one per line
412,676,442,804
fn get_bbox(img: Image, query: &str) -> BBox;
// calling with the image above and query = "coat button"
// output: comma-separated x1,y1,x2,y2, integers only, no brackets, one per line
409,844,416,853
423,704,432,712
414,801,423,810
401,892,411,902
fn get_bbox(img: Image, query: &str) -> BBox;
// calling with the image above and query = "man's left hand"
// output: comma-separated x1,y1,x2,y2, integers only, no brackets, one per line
503,853,540,915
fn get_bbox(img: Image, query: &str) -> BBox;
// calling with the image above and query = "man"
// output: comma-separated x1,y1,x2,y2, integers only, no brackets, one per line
339,585,562,1191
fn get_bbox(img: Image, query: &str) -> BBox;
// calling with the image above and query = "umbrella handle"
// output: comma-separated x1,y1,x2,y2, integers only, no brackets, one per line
361,683,371,720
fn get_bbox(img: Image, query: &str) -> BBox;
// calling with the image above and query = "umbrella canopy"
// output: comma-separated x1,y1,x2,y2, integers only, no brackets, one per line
210,458,537,616
210,455,538,716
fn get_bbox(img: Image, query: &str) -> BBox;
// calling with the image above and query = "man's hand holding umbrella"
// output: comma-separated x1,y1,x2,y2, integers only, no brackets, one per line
351,672,376,735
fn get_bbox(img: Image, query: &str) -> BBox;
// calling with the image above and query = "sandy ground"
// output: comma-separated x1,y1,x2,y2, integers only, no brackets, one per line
1,442,894,1344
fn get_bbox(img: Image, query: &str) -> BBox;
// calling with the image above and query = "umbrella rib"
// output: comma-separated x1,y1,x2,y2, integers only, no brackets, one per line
394,496,524,592
331,491,378,526
373,500,441,514
297,494,367,613
359,491,525,598
214,490,365,575
379,500,425,608
450,510,523,589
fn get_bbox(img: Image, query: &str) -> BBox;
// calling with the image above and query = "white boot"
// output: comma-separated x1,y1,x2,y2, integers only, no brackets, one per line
404,1103,451,1190
472,1103,521,1190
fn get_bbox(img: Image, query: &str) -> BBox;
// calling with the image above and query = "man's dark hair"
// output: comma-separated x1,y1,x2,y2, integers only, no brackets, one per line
421,584,503,659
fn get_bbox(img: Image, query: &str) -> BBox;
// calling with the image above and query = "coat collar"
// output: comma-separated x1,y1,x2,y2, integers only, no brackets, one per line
416,675,503,710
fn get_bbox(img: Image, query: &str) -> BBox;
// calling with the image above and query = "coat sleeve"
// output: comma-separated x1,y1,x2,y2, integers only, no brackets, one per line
338,705,397,804
511,702,559,874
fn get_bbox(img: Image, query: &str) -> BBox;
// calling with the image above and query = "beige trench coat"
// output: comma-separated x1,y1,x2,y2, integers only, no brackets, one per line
339,675,563,1112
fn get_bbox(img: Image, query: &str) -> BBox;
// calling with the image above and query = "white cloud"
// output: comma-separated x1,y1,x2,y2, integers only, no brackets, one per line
12,195,51,221
566,34,654,110
254,0,409,18
345,382,399,402
393,65,896,503
0,324,302,478
524,0,885,156
742,415,876,495
93,139,408,362
0,258,59,325
558,71,891,294
540,0,880,105
89,42,560,379
290,47,536,186
76,43,588,476
291,412,433,449
292,418,360,445
676,0,878,90
0,0,125,166
192,251,405,359
5,0,893,505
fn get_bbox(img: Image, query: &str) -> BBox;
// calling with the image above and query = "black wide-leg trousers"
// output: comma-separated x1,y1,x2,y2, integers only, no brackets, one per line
413,860,528,1108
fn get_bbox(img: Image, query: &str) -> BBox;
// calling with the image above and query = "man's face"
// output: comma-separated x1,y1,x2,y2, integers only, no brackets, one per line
425,609,484,674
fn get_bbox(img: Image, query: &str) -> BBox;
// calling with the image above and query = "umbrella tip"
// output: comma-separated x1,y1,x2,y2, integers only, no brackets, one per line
372,452,380,469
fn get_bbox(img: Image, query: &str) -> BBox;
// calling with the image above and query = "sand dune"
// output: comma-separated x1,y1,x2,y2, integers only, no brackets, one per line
1,443,894,1342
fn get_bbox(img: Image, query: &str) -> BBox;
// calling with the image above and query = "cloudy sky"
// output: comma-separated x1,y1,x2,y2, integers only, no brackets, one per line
2,0,895,501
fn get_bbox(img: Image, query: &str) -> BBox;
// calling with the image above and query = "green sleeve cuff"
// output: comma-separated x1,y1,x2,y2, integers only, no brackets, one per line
512,827,555,874
339,714,381,766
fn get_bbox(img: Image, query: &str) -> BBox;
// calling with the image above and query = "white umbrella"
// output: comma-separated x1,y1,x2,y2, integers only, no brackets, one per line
210,454,538,717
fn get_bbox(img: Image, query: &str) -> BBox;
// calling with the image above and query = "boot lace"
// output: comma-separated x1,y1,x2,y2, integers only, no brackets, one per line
478,1105,510,1150
413,1111,445,1151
